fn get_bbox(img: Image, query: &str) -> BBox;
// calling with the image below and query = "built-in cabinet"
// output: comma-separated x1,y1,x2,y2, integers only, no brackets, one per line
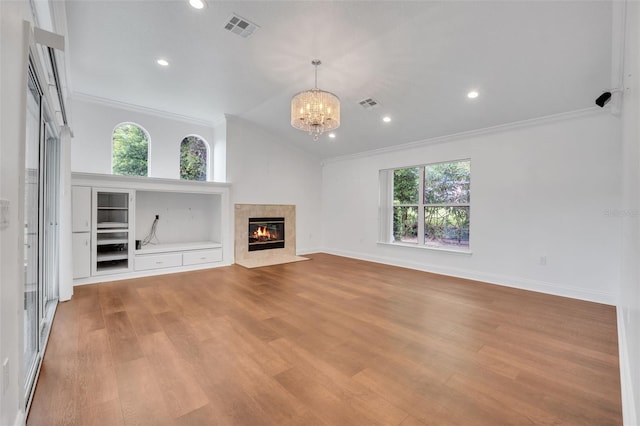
135,241,223,271
71,173,231,285
71,186,91,279
72,233,91,278
71,186,91,232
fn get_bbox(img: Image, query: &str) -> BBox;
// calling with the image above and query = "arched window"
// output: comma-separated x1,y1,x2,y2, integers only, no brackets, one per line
180,135,208,181
112,123,149,176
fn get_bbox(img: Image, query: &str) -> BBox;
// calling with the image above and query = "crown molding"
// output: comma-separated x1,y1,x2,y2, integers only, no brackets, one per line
71,92,223,128
322,107,605,165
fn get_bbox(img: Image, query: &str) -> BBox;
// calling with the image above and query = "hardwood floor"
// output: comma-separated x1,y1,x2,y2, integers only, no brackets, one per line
27,253,622,425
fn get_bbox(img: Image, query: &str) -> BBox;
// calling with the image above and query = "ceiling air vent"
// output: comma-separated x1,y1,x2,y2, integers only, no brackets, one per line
223,14,259,38
359,97,380,109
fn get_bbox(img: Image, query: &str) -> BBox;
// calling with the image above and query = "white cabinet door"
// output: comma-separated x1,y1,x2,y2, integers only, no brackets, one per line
72,232,91,279
72,186,91,232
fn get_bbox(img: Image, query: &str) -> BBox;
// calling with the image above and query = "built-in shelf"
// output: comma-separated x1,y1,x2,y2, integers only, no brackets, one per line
97,238,128,245
135,241,222,255
97,222,128,229
93,188,133,275
97,252,129,262
96,260,129,272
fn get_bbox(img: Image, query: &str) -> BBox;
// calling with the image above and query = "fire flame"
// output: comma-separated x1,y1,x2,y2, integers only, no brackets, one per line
252,226,276,241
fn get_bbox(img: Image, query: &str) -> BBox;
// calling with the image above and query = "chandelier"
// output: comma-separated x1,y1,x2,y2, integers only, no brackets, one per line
291,59,340,141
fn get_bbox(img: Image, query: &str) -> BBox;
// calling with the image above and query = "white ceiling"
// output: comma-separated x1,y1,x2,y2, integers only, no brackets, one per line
65,1,613,159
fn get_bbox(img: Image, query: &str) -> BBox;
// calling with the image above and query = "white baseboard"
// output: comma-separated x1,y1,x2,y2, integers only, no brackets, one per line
296,247,321,256
321,248,614,305
617,309,638,426
72,261,234,286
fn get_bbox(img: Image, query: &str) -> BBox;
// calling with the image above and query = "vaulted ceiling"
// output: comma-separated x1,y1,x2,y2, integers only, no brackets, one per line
65,1,613,159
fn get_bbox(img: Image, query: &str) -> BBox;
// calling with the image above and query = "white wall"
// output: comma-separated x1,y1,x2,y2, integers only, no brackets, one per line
619,1,640,423
322,111,622,305
1,2,29,425
213,119,227,182
226,116,323,254
70,96,217,180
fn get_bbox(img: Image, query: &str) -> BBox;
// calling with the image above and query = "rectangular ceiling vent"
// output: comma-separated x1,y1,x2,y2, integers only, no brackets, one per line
359,97,380,109
224,14,259,39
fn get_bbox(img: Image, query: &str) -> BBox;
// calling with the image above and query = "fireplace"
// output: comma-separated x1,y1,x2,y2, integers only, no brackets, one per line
248,217,285,252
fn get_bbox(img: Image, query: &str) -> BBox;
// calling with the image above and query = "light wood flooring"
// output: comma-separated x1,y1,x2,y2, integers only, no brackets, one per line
28,253,622,425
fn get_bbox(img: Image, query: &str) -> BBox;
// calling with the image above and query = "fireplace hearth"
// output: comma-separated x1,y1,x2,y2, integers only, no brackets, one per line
248,217,285,252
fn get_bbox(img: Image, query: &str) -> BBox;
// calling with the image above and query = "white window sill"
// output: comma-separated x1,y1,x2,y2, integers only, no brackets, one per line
377,241,473,255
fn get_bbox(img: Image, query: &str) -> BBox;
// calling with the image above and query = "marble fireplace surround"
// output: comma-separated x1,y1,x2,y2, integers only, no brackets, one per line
234,204,308,268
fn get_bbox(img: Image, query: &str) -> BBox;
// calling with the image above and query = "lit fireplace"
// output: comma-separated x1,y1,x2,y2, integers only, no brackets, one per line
248,217,285,252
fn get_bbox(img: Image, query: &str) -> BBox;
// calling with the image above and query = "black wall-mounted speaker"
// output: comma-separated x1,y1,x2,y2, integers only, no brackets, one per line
595,92,612,108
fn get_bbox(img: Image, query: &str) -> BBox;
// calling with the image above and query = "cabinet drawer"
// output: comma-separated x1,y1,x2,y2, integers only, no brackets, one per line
183,249,222,266
135,253,182,271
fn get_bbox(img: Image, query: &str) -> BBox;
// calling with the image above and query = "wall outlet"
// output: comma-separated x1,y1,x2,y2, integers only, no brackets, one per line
539,256,547,266
2,358,9,394
155,214,159,220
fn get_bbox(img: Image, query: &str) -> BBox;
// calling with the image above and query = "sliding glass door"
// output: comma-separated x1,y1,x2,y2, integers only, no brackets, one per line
43,123,60,320
24,63,42,397
23,58,60,405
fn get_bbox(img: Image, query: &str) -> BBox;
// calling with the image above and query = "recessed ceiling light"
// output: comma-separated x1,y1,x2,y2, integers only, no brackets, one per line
382,116,392,123
189,0,205,9
156,59,169,67
467,91,479,99
328,133,336,139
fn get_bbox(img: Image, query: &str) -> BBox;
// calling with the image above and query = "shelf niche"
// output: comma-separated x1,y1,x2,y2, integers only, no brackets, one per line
93,188,133,275
135,190,221,250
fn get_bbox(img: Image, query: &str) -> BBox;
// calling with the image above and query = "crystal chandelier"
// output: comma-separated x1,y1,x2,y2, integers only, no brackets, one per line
291,59,340,141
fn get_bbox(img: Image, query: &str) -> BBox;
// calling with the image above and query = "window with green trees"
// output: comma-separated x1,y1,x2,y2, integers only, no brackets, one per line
392,159,470,249
112,123,149,176
179,135,208,181
393,167,420,243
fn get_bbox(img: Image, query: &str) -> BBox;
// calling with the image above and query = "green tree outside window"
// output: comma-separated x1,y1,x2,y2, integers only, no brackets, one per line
112,123,149,176
393,167,419,242
424,161,470,247
390,160,470,249
180,136,208,181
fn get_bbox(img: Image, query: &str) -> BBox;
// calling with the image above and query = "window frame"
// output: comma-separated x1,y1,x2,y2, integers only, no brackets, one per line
385,158,471,253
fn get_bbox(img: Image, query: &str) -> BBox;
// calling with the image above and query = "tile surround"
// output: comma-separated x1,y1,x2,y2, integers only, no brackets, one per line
234,204,306,267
